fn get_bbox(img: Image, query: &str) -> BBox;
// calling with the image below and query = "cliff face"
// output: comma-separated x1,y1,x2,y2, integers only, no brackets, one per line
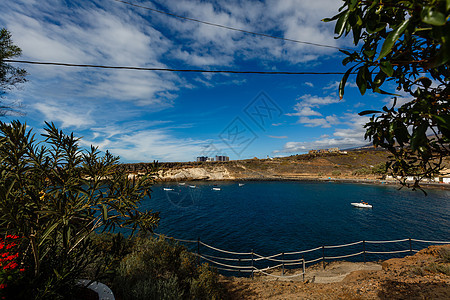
123,150,398,182
158,165,234,181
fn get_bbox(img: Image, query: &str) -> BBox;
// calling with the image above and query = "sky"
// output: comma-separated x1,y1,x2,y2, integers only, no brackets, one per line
0,0,404,162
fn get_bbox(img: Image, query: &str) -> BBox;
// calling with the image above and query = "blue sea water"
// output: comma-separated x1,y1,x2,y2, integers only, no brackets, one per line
140,181,449,260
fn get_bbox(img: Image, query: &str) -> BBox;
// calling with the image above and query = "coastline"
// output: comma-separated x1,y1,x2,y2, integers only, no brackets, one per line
156,176,450,191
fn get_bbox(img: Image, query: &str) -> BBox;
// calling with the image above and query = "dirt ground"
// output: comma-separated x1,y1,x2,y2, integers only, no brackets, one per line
222,245,450,299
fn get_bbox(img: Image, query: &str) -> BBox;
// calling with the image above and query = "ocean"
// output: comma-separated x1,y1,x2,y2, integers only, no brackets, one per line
140,181,449,263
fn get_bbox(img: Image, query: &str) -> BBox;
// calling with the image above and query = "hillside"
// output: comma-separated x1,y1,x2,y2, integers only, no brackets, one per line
223,245,450,299
122,149,394,181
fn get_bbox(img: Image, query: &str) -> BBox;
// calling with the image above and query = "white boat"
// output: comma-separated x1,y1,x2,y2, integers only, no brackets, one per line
163,188,174,191
189,185,196,188
238,183,245,187
212,187,221,191
351,202,372,208
178,183,185,186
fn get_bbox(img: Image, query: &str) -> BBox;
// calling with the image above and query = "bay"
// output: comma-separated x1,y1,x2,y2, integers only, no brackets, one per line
141,181,449,259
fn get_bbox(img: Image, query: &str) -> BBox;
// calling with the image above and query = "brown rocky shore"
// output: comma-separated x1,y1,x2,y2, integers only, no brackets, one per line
122,149,450,189
222,245,450,299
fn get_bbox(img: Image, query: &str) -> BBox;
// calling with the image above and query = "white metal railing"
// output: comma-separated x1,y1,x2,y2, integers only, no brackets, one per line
154,234,450,279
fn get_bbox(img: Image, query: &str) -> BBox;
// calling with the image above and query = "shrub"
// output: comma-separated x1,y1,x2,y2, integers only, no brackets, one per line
331,170,341,176
0,121,159,299
114,236,227,300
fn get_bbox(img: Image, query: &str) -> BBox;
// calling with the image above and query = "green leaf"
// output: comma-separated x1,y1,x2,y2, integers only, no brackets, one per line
358,110,382,116
410,122,428,152
39,222,60,246
373,86,400,96
421,7,447,26
339,65,355,99
335,10,350,38
356,66,367,95
102,204,108,221
428,43,450,68
380,61,394,76
377,19,410,60
394,122,410,146
373,71,386,87
433,114,450,138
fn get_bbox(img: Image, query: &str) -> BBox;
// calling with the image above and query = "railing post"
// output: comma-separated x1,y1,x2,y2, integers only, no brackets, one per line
322,245,325,269
409,237,412,255
302,255,305,282
282,252,285,276
197,237,200,266
238,257,241,275
251,249,254,280
363,240,366,263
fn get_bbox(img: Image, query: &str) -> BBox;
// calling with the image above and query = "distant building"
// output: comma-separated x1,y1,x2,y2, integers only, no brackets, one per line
215,155,229,162
206,157,215,162
328,147,340,152
197,156,208,162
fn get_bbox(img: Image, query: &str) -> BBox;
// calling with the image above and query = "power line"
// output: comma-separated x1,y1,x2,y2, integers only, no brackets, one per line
5,60,351,75
112,0,351,51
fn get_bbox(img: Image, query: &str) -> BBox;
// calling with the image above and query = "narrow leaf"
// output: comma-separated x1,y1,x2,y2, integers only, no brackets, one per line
421,7,446,26
339,66,355,99
102,204,108,221
380,61,394,76
410,122,428,151
39,222,60,246
377,19,410,60
335,10,350,38
356,67,367,95
358,110,382,116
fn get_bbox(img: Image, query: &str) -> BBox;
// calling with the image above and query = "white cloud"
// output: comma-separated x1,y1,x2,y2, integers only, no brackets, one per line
288,94,342,127
287,106,322,117
296,94,340,107
268,135,288,139
81,124,208,162
275,113,371,154
34,101,94,128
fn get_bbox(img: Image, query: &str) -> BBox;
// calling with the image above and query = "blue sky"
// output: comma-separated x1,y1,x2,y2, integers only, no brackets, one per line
0,0,403,162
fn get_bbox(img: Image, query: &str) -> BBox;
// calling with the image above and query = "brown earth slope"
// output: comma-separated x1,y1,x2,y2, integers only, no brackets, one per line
123,150,396,181
222,245,450,299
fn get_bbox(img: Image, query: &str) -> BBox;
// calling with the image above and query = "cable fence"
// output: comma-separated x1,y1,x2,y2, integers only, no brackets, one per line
153,234,450,280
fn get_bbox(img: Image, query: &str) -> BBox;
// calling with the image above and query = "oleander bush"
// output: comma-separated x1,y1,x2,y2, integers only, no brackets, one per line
0,121,159,299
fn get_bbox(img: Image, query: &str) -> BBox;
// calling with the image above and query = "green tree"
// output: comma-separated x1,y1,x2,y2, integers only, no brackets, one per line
325,0,449,188
0,121,159,299
0,28,27,116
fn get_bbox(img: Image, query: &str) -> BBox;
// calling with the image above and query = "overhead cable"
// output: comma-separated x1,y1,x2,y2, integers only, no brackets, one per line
112,0,351,51
4,60,353,75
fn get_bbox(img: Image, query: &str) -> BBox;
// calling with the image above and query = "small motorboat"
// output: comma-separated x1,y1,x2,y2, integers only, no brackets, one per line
189,185,196,188
351,202,372,208
163,188,174,191
212,187,221,191
238,183,245,187
178,182,185,186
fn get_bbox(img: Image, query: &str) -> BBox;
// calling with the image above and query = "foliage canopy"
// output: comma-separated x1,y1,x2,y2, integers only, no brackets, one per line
0,28,27,116
325,0,450,187
0,121,159,298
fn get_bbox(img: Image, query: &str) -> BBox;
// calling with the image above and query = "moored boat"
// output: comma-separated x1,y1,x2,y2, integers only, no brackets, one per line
351,202,372,208
163,188,174,191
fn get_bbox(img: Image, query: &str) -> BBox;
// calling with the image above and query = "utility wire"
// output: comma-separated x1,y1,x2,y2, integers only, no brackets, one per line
5,60,353,75
112,0,351,51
